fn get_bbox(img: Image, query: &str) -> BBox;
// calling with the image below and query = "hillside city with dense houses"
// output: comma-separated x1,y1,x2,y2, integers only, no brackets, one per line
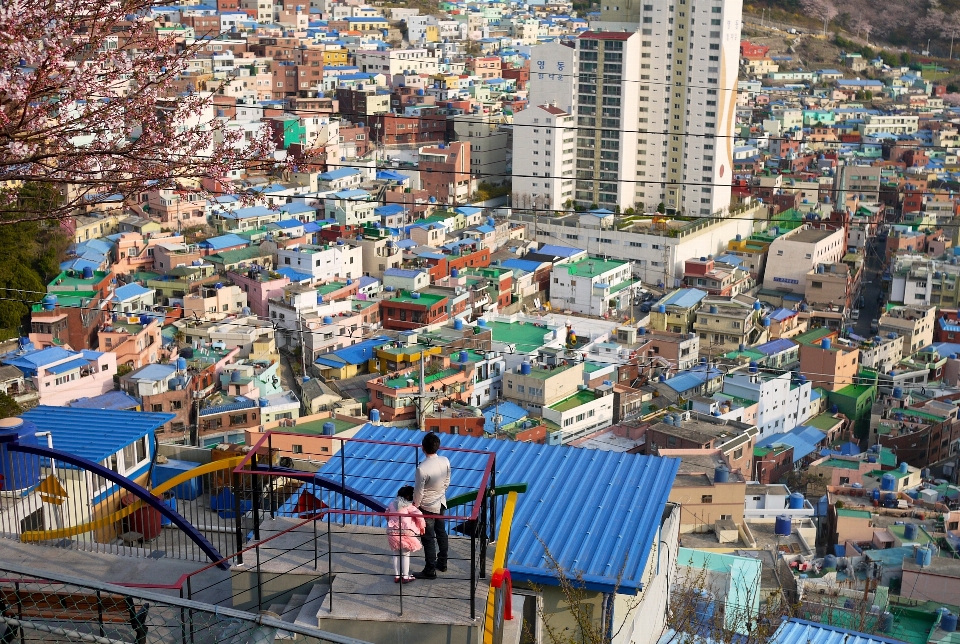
11,0,960,643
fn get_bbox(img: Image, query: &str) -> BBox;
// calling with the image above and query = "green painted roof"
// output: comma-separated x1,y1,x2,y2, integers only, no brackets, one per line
317,282,347,295
49,271,108,288
290,417,363,435
384,366,460,389
487,321,552,353
548,389,598,413
821,458,861,470
807,413,842,431
836,508,872,519
210,246,271,264
794,327,834,346
390,291,446,307
562,256,628,278
32,290,99,311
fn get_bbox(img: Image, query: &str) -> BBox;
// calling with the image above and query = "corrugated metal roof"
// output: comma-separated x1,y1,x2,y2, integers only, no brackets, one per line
316,425,679,593
199,397,257,417
663,288,707,309
18,406,173,463
45,358,90,375
755,338,797,356
771,618,906,644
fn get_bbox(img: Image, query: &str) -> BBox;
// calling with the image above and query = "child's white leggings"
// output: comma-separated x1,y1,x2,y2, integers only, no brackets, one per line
393,550,411,576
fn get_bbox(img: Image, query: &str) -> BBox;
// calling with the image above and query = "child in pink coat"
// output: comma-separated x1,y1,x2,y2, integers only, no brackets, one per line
386,485,425,583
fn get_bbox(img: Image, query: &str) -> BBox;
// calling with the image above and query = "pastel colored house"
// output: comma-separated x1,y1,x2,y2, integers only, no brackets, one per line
1,347,117,407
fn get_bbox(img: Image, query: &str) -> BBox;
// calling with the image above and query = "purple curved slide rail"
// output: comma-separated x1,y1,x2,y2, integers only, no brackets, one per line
10,443,230,569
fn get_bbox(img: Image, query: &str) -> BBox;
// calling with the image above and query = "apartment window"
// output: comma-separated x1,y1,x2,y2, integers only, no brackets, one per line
734,448,743,460
701,495,713,503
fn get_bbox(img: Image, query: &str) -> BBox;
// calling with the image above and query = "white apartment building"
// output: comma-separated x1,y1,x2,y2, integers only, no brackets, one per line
859,114,919,136
324,190,378,227
860,334,905,375
469,352,505,408
353,49,438,81
722,369,812,439
511,105,576,210
761,226,846,295
405,16,438,43
276,243,363,282
542,389,615,445
512,203,762,285
527,42,576,114
550,256,634,316
584,0,743,216
878,305,936,358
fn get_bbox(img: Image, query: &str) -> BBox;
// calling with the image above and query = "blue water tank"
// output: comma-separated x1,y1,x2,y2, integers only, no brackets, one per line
749,361,759,373
478,318,487,327
258,398,268,408
323,316,334,324
139,315,151,326
322,422,336,436
881,612,894,633
753,301,761,311
893,386,903,399
818,495,829,515
868,455,877,463
823,554,837,569
230,371,241,383
411,292,421,299
700,357,707,365
775,515,791,536
917,546,933,567
821,338,832,350
763,317,770,327
714,467,729,483
82,266,94,279
904,523,918,540
789,492,804,509
657,304,666,313
459,350,469,364
215,282,223,289
736,234,742,241
943,612,958,632
0,419,41,492
176,358,187,371
242,306,251,315
520,363,532,375
41,294,57,311
451,268,459,278
881,473,896,491
900,462,909,474
180,347,193,359
385,286,395,292
369,409,380,424
639,327,646,335
346,279,353,285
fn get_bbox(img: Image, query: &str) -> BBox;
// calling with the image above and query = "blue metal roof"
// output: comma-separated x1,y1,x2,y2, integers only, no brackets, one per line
276,267,312,282
383,268,424,279
537,244,582,258
67,391,141,411
222,206,275,220
662,288,707,309
481,400,527,431
45,358,91,375
113,283,153,302
771,618,905,644
280,202,317,215
200,397,257,417
127,363,177,382
499,258,545,273
199,233,249,250
664,366,722,393
273,219,305,230
357,276,379,288
769,308,798,322
18,406,173,463
316,337,391,367
756,425,826,462
755,338,797,356
375,204,406,216
318,425,679,593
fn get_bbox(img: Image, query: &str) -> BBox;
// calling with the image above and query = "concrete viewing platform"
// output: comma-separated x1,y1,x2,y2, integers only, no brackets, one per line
254,517,491,627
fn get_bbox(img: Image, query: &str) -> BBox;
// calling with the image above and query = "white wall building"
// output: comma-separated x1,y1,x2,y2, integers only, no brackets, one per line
277,243,363,282
541,389,615,445
761,226,846,295
527,41,576,114
550,255,634,316
324,190,378,227
353,49,438,81
469,352,505,408
511,105,576,210
859,334,905,375
721,369,812,439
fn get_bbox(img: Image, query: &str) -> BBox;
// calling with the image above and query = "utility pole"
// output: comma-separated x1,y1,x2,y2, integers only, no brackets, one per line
297,314,308,380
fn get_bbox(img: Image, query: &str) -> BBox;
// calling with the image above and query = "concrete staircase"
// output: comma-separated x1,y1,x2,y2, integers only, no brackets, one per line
265,583,328,640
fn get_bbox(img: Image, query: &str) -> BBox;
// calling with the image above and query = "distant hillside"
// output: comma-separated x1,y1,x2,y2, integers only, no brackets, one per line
744,0,960,55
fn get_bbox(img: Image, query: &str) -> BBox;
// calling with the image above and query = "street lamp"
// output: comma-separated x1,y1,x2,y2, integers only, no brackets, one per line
754,458,780,483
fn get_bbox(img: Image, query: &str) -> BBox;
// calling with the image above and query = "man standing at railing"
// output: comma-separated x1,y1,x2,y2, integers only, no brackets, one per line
413,432,450,580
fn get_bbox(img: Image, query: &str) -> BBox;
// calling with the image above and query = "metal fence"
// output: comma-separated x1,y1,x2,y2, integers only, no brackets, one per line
0,561,368,644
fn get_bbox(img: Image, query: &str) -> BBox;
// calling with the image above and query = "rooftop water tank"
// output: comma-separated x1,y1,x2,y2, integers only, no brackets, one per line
823,554,838,569
41,294,57,311
749,361,759,374
323,316,334,324
639,327,646,335
454,319,463,331
714,466,729,483
663,415,674,426
322,422,336,436
451,268,459,278
82,266,94,279
709,305,718,314
881,612,894,633
215,282,223,289
520,363,532,375
821,338,832,350
900,462,909,474
872,488,881,501
904,523,918,540
241,306,251,315
230,371,242,383
180,347,194,359
657,304,666,313
739,343,746,352
385,286,395,292
258,398,268,407
459,350,469,364
789,492,804,509
888,332,897,340
176,358,187,371
917,546,933,567
478,318,487,327
346,279,353,285
881,473,896,491
775,515,791,536
763,318,770,327
943,612,958,632
369,409,380,424
753,301,761,311
0,418,41,492
411,292,421,299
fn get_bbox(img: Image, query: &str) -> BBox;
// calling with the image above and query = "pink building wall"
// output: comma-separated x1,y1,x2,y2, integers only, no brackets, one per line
35,352,117,406
228,271,290,318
